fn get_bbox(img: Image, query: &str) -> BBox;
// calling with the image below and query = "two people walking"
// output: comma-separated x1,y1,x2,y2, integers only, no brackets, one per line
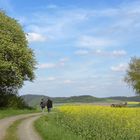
40,98,53,112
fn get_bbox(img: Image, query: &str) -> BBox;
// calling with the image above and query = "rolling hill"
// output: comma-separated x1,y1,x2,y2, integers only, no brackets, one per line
107,96,140,102
22,94,106,106
21,94,140,107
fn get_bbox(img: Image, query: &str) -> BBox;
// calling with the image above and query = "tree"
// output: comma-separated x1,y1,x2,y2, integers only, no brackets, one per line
125,57,140,95
0,11,36,107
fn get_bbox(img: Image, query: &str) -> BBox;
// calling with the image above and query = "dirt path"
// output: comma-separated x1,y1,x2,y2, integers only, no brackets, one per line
0,113,41,140
17,115,42,140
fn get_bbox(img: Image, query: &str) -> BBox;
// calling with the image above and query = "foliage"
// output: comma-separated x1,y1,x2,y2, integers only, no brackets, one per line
0,93,29,109
55,105,140,140
0,11,36,108
7,94,32,109
125,57,140,95
108,96,140,102
34,114,83,140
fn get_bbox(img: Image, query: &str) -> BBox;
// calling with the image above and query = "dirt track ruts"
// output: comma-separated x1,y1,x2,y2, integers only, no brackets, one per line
17,115,42,140
0,113,41,140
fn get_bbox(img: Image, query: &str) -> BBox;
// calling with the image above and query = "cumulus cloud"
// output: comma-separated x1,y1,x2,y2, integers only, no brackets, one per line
75,49,127,57
59,57,69,66
37,63,56,69
74,50,89,55
94,50,127,57
37,58,69,69
77,36,116,49
47,77,56,81
22,0,140,43
19,1,138,97
112,50,127,56
111,64,128,72
26,32,47,42
37,77,56,81
59,57,69,62
63,80,73,84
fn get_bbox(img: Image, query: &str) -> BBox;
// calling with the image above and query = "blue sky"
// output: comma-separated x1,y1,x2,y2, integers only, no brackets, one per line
1,0,140,97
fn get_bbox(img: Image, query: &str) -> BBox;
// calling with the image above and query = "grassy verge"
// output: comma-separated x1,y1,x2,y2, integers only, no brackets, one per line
34,113,83,140
127,102,140,108
0,109,38,119
4,119,22,140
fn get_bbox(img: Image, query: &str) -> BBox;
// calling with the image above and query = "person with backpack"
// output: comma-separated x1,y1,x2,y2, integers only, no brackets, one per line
46,98,53,113
40,98,46,112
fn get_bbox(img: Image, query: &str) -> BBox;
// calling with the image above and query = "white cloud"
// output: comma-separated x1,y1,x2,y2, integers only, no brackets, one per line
59,57,69,63
63,80,73,84
95,50,127,57
111,63,128,72
19,1,138,97
18,16,27,25
24,9,89,41
26,32,47,42
75,49,127,57
112,50,127,56
78,36,116,49
37,58,69,69
47,77,56,81
59,57,69,66
74,50,89,55
37,77,56,81
21,1,140,44
95,49,102,53
37,63,56,69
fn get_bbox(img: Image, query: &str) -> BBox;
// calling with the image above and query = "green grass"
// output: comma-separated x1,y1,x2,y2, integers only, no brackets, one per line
34,113,83,140
0,108,38,119
128,104,140,108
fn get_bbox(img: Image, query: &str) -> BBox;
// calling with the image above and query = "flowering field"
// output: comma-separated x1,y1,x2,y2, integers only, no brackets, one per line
55,105,140,140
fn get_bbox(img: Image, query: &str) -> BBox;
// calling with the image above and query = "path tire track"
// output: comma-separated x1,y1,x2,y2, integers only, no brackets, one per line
17,115,42,140
0,113,41,140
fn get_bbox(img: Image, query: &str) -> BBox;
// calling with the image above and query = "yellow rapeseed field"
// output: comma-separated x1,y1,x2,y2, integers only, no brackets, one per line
55,105,140,140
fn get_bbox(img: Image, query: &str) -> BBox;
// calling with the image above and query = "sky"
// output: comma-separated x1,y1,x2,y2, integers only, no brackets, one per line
0,0,140,97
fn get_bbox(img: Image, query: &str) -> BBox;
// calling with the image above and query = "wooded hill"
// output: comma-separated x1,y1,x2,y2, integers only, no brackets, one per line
107,96,140,102
22,94,140,107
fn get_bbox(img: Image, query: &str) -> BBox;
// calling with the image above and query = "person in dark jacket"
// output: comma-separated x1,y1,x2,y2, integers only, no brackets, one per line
46,98,53,112
40,98,46,112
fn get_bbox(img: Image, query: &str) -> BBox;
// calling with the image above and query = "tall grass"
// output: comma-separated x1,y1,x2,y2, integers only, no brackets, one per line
34,113,83,140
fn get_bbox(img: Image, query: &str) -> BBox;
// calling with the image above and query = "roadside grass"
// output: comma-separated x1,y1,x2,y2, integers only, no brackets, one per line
127,102,140,108
4,119,22,140
128,102,140,104
34,113,83,140
0,109,38,119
